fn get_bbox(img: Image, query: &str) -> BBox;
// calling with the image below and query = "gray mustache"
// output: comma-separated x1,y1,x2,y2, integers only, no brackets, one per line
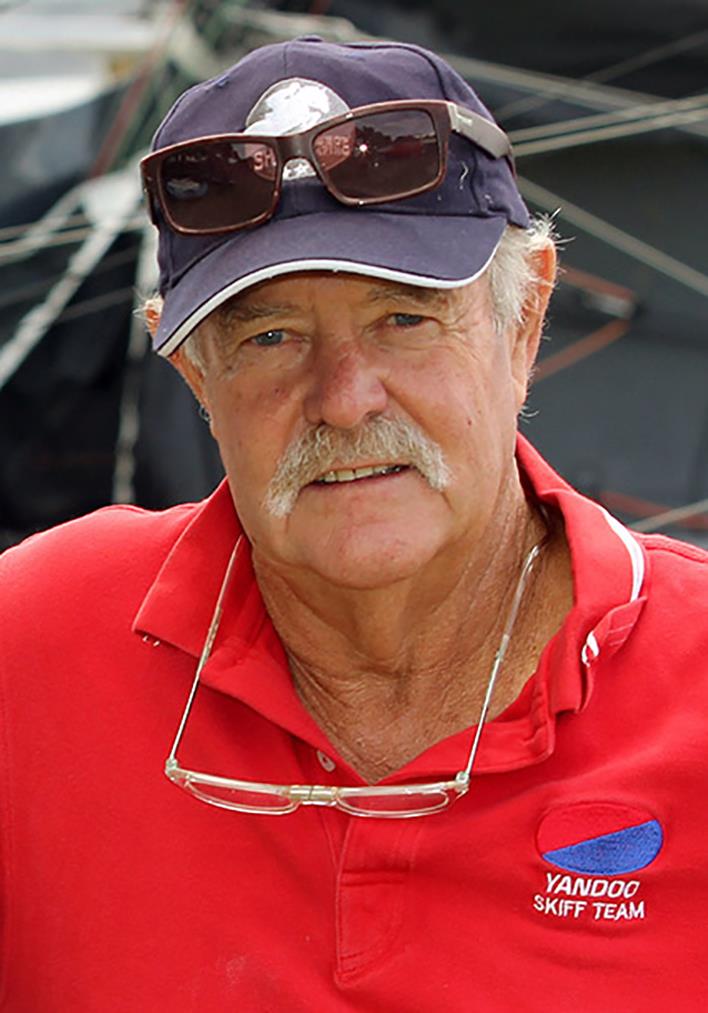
263,417,452,518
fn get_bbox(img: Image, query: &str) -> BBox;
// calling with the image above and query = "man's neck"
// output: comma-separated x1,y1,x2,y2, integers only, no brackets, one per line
253,493,572,783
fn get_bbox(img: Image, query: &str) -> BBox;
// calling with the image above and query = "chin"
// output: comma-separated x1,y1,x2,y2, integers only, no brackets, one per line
299,526,442,590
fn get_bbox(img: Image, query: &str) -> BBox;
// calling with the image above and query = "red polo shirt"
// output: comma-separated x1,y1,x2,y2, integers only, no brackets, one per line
1,437,707,1010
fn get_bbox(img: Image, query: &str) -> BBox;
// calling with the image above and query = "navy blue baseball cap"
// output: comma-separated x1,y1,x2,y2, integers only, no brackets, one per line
147,36,530,356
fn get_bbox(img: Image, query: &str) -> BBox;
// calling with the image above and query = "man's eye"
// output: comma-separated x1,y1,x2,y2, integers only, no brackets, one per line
391,313,424,327
251,329,285,347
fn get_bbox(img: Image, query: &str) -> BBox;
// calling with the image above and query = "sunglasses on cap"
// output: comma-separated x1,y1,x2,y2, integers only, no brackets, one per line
141,99,513,236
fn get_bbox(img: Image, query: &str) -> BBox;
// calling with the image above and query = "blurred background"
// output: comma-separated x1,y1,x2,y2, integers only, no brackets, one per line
1,0,706,549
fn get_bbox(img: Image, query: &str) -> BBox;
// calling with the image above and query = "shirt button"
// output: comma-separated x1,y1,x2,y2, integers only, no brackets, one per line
316,750,336,772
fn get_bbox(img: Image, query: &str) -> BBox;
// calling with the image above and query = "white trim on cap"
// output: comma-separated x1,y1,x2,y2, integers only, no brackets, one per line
157,249,498,358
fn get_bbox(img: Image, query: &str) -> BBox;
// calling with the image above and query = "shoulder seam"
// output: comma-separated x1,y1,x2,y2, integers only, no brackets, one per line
640,536,708,564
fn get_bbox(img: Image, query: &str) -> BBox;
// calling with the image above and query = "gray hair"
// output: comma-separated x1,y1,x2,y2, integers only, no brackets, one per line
487,216,557,335
147,216,557,370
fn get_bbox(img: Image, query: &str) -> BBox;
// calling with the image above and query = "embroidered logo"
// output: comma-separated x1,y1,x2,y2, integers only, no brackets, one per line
244,78,350,183
533,802,663,924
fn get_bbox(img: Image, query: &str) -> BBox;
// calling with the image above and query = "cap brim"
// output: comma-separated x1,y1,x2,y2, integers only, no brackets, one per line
155,211,507,356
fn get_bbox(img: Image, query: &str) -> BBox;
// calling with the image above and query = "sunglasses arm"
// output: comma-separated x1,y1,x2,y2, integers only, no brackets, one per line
447,102,512,160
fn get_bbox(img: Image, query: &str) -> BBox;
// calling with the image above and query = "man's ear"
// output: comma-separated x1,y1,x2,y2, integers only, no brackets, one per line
144,301,162,342
144,303,212,417
510,244,557,408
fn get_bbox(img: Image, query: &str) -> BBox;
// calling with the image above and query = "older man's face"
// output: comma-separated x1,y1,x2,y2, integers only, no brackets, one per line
175,271,542,589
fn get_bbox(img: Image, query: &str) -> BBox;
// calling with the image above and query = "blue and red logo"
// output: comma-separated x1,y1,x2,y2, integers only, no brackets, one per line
537,802,663,875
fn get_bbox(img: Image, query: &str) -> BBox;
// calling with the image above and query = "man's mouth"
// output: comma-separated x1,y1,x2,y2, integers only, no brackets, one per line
313,463,411,485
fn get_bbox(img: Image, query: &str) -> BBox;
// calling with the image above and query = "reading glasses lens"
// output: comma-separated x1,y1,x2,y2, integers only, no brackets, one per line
184,780,453,817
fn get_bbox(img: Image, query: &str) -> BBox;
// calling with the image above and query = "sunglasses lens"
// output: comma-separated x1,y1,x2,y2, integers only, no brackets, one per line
158,140,278,232
314,109,441,202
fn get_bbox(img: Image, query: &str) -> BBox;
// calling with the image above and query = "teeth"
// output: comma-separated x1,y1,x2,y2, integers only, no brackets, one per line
319,464,406,484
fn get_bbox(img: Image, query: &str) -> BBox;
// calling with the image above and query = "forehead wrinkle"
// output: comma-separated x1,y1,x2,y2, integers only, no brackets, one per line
209,277,459,333
215,299,298,326
365,282,453,309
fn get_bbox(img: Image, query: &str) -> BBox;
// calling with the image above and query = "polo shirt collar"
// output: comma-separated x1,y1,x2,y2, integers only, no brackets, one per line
133,482,328,747
134,435,647,780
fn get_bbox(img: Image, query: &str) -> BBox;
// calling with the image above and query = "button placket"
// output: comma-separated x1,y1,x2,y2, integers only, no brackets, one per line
334,818,423,984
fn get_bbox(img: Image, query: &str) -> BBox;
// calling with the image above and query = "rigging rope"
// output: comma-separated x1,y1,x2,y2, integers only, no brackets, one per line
518,176,708,298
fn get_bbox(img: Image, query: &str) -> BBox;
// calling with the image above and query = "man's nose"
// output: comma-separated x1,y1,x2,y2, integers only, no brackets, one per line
303,342,389,430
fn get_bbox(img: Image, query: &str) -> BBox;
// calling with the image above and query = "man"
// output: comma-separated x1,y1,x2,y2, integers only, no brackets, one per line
1,35,707,1011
